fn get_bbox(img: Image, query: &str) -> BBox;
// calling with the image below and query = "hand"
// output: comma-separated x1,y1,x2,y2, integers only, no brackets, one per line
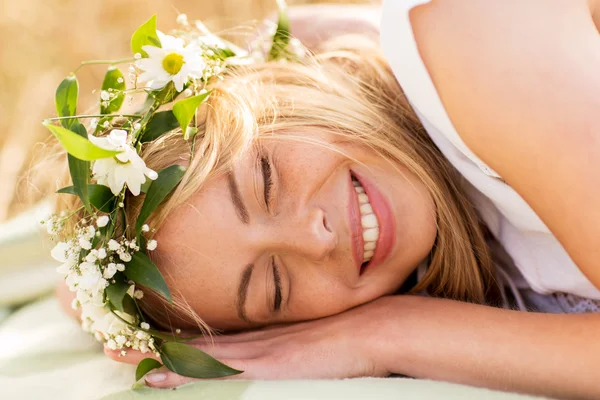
105,296,395,388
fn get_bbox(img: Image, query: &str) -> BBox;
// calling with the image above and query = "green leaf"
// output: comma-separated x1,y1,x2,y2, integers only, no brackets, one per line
44,123,121,161
161,342,243,379
57,184,116,212
141,111,179,143
67,122,91,212
268,0,291,61
101,67,126,114
150,81,185,104
172,92,210,140
124,252,171,303
106,278,131,313
136,358,163,381
55,75,79,129
131,15,161,57
135,165,186,236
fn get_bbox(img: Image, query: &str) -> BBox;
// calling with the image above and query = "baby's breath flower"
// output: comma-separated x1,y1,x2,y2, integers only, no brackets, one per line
96,215,110,227
116,263,125,272
90,118,99,130
141,224,150,232
134,53,142,60
103,263,117,279
146,240,158,251
118,250,132,262
108,239,120,251
140,322,150,330
97,248,107,259
176,13,189,26
100,90,110,101
133,289,144,300
79,238,92,250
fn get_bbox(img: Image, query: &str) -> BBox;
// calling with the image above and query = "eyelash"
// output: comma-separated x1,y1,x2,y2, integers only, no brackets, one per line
271,256,282,312
260,155,273,210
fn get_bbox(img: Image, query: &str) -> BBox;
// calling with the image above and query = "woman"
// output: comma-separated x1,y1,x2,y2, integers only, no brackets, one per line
54,1,600,398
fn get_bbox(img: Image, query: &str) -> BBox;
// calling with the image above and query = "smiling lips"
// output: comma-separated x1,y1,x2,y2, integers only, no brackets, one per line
349,171,396,275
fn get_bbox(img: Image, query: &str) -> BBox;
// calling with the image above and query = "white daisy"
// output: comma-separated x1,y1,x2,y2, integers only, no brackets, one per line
89,129,158,196
136,31,206,92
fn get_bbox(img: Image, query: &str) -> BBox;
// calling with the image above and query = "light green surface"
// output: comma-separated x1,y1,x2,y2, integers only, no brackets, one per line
0,205,550,400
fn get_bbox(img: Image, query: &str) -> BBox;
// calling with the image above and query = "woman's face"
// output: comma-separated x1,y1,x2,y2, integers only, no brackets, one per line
153,130,437,331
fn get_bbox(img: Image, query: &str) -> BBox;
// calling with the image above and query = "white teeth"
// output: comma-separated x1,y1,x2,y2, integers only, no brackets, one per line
363,228,379,242
353,177,380,264
361,214,378,229
360,203,373,214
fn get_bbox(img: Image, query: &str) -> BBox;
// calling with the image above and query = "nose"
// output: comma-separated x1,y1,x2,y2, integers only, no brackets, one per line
270,206,337,262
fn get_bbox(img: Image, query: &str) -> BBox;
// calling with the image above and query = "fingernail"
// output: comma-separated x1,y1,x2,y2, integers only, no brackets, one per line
145,372,167,383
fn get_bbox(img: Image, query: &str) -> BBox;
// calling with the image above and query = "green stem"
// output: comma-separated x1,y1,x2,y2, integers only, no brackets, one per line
46,114,142,122
133,99,162,146
74,58,136,74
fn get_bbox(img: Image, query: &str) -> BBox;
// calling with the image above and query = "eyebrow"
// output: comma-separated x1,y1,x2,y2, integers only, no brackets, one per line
227,171,249,224
237,263,254,323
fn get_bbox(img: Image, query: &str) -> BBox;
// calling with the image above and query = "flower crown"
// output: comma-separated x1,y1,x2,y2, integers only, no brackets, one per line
43,1,297,383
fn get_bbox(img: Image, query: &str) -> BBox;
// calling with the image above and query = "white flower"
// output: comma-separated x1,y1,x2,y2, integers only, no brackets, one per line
89,129,158,196
176,13,189,26
51,242,70,263
96,215,110,227
118,250,132,262
97,248,107,259
108,239,120,251
100,90,110,101
146,240,158,251
141,224,150,232
140,322,150,330
136,31,206,92
116,263,125,272
79,238,92,250
103,263,118,279
84,226,96,239
133,290,144,300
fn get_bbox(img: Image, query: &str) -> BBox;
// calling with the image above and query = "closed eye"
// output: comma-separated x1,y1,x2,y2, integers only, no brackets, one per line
271,256,282,312
261,155,273,211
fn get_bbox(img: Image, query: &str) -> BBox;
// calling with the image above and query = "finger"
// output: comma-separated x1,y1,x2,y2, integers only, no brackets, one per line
144,359,253,388
144,370,198,388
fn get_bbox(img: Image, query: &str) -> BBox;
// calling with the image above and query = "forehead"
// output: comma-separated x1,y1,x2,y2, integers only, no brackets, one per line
151,172,250,330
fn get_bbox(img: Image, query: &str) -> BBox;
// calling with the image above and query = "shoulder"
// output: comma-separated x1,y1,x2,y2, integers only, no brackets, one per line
406,0,600,172
404,0,600,289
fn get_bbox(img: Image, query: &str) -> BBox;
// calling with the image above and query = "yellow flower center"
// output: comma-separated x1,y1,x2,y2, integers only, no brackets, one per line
162,53,184,75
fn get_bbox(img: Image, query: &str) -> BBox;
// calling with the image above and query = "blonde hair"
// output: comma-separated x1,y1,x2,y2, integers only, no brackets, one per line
48,36,500,332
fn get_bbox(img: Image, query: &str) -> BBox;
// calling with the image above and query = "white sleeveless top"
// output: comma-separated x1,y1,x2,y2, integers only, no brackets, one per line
380,0,600,301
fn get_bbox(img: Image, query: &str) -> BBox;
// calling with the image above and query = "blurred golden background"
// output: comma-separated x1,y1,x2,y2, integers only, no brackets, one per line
0,0,372,222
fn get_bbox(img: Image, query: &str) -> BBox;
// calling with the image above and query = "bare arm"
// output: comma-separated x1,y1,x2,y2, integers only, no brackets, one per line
376,296,600,400
108,295,600,399
409,0,600,288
